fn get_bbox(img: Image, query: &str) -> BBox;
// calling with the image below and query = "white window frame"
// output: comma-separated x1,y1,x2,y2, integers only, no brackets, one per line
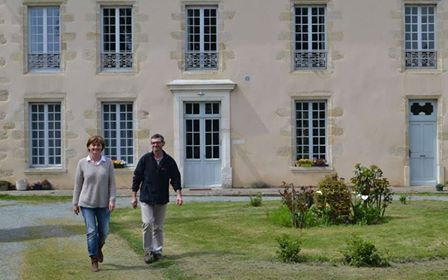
27,6,60,71
185,6,218,70
100,6,133,71
295,100,327,161
404,5,437,69
294,5,327,70
102,102,134,165
29,103,62,168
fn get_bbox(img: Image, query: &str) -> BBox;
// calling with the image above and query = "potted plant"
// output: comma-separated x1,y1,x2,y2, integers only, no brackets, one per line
435,183,444,192
296,158,313,167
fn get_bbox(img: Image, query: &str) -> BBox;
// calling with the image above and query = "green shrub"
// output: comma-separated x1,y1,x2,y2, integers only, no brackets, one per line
249,193,263,207
350,164,393,218
276,234,302,263
399,194,408,204
342,235,389,267
316,174,352,224
352,202,381,225
302,205,324,227
279,182,315,228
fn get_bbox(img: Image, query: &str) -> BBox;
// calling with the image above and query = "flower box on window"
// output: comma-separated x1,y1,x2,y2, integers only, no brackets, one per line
296,158,313,167
112,160,126,168
296,158,328,168
312,158,328,167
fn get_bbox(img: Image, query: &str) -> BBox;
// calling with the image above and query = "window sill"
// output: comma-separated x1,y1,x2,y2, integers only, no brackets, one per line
290,166,334,173
402,68,443,74
291,68,333,76
183,69,220,74
97,70,136,75
25,168,67,175
26,70,63,75
114,167,134,173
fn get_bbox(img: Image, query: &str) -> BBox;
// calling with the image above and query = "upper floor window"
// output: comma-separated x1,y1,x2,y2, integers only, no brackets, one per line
185,6,218,70
28,7,60,71
294,5,326,70
295,100,327,162
101,7,133,71
102,103,134,165
29,103,62,167
405,5,436,69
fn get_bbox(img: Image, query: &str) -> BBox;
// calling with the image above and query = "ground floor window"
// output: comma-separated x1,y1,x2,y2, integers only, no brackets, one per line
295,100,327,161
102,102,134,165
29,103,62,167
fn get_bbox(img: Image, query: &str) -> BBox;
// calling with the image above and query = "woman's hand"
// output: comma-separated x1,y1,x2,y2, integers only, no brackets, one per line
108,202,115,213
73,205,80,215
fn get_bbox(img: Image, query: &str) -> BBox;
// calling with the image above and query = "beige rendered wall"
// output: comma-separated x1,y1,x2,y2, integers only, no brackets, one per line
0,0,447,189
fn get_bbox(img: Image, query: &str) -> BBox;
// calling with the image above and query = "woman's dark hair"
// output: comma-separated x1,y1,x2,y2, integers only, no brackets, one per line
86,135,106,151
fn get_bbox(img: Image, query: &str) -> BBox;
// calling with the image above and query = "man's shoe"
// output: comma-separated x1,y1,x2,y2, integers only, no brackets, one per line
144,253,152,264
153,252,162,261
144,252,162,264
91,257,99,272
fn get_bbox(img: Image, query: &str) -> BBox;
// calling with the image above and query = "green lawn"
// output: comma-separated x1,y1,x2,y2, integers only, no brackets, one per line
0,194,72,203
110,199,448,279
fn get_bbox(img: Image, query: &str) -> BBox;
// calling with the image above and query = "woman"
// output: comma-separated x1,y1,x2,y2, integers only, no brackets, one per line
72,135,116,272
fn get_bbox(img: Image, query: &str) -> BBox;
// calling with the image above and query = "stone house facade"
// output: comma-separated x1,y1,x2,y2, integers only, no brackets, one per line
0,0,447,189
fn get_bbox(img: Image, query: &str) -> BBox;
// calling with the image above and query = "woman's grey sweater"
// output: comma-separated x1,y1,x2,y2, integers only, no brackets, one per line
72,157,117,208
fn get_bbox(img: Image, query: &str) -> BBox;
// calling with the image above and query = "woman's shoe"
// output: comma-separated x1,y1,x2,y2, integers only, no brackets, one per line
91,257,99,272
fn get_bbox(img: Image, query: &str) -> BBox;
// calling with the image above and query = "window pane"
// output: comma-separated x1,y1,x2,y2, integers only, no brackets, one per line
102,102,134,164
405,5,436,68
185,6,218,70
295,100,326,161
28,6,60,70
29,102,62,167
101,7,133,70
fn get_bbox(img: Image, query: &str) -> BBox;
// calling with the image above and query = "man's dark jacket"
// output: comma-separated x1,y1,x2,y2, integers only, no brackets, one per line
132,151,181,204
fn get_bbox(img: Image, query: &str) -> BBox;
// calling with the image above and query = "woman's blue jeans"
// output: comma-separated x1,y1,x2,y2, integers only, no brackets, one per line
80,207,110,258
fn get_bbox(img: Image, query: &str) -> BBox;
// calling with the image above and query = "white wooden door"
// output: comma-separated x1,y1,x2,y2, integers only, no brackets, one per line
183,102,221,188
409,100,437,186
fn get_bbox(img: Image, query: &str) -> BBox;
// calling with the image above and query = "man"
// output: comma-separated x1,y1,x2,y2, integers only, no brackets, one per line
131,133,183,264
